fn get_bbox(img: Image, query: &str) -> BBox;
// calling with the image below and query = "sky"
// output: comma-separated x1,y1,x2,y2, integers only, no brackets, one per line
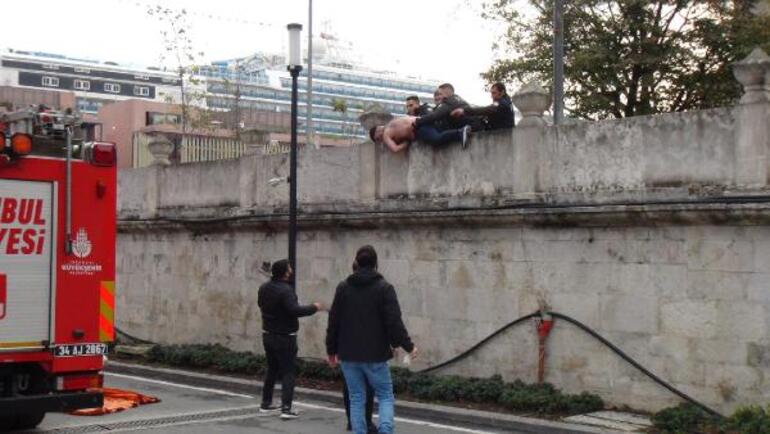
2,0,512,104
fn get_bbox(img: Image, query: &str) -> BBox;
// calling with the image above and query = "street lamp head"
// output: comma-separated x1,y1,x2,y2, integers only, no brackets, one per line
287,23,303,68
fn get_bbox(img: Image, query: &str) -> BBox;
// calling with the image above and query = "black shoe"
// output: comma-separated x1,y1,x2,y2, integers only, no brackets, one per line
258,404,281,414
367,423,379,433
280,409,300,420
461,125,471,149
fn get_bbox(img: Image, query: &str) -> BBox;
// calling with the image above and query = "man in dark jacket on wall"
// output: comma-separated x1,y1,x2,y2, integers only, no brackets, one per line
411,83,475,149
405,95,432,117
326,246,417,434
451,82,515,130
258,259,324,419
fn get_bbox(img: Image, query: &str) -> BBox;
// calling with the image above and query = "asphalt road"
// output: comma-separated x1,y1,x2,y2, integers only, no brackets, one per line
27,372,517,434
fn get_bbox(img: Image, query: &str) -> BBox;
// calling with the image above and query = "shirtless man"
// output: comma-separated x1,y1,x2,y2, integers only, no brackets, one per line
369,114,469,153
368,116,416,153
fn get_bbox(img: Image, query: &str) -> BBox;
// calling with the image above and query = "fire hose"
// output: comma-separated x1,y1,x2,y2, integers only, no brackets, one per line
117,309,723,418
417,310,723,418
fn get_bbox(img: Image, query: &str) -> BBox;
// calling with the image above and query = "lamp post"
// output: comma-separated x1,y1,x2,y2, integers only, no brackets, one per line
553,0,564,124
287,23,303,279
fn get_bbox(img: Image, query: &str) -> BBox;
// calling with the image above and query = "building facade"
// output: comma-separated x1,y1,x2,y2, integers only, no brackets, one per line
0,49,181,115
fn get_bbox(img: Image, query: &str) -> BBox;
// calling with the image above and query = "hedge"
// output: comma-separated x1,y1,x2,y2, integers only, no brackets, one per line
143,343,603,416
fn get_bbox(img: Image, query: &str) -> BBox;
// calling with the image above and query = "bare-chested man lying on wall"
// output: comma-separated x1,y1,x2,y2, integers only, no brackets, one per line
369,116,469,153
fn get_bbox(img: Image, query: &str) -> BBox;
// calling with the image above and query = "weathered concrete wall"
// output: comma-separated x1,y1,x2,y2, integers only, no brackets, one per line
116,94,770,414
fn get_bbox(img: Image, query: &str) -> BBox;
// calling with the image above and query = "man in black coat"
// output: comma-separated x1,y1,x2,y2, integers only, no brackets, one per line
258,259,324,419
405,95,432,117
326,245,417,434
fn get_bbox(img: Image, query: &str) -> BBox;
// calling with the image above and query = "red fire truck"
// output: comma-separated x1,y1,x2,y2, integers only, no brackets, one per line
0,106,116,430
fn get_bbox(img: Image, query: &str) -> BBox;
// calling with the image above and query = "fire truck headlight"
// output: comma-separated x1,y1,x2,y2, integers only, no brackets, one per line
10,133,32,155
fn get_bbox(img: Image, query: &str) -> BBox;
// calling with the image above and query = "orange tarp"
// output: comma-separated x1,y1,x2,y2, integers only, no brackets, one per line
71,388,161,416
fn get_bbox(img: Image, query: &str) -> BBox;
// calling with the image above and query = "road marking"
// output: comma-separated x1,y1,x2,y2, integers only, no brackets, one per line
294,400,500,433
107,373,500,433
106,372,255,399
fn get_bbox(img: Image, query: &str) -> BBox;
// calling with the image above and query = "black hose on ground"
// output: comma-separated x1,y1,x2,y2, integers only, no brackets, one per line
416,310,723,418
548,311,722,418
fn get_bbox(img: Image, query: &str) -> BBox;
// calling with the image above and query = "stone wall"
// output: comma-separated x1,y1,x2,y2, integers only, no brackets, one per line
116,58,770,413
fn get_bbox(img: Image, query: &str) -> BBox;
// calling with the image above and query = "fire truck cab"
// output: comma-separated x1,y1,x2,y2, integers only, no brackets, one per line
0,105,116,430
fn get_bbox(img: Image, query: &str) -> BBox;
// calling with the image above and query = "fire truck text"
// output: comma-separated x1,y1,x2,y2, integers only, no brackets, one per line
0,197,47,255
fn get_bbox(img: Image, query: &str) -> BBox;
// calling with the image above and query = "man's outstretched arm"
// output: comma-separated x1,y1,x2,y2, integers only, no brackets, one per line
383,132,408,153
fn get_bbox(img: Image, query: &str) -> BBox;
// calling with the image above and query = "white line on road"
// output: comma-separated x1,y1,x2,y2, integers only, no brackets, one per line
106,372,255,399
294,400,500,434
108,373,500,433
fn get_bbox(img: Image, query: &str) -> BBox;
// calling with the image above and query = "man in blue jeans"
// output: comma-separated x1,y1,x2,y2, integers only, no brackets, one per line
325,245,418,434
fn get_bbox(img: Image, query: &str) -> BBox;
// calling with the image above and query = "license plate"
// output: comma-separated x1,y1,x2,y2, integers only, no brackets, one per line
54,343,108,357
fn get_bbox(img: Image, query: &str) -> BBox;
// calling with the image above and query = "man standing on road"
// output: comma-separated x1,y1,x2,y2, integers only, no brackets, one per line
326,246,418,434
258,259,324,420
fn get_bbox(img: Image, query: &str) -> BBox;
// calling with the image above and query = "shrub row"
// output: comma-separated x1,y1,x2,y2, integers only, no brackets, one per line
144,344,603,416
652,403,770,434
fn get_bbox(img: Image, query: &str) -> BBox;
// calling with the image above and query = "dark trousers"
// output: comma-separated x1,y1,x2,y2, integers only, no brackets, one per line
416,125,462,146
261,333,298,410
343,377,375,430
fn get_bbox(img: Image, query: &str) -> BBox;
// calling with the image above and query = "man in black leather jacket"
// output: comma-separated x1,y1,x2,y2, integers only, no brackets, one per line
405,95,432,117
451,82,515,130
258,259,324,419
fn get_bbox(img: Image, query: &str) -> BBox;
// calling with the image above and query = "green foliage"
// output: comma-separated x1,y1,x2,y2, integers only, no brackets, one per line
497,380,603,414
483,0,770,119
651,403,720,433
144,344,602,416
721,405,770,434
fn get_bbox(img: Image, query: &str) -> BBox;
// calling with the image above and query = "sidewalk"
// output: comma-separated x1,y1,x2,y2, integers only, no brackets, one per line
106,360,621,434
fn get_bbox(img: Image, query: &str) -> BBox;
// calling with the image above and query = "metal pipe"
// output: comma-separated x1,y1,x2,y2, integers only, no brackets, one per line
553,0,564,124
288,65,302,277
306,0,314,147
65,126,73,255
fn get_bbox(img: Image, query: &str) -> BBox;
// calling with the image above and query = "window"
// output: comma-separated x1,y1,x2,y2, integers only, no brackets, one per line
104,83,121,93
134,74,150,81
146,111,181,126
133,86,150,96
42,76,59,87
74,79,90,90
42,64,59,70
74,67,91,74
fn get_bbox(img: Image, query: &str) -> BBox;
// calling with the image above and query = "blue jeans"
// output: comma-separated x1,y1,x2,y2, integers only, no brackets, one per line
416,125,461,146
341,361,395,434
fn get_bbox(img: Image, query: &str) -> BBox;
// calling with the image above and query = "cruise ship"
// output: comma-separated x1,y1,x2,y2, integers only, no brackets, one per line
198,32,438,139
0,33,438,141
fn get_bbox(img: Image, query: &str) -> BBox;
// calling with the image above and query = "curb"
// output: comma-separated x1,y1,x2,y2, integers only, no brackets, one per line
106,360,613,434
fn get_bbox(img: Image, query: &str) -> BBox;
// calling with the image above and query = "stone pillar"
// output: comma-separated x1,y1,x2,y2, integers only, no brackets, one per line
732,48,770,187
512,82,552,127
512,83,551,196
358,141,377,202
147,134,174,166
358,112,394,133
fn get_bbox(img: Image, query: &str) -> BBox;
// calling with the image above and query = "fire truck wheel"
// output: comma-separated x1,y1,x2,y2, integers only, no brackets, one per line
0,416,16,431
15,412,45,430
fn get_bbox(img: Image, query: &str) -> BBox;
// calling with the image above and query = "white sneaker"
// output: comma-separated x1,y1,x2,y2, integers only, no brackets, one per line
461,125,471,149
280,409,300,420
258,404,281,415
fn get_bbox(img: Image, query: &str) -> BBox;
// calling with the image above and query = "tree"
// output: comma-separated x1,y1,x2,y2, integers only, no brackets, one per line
147,5,211,134
482,0,770,120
